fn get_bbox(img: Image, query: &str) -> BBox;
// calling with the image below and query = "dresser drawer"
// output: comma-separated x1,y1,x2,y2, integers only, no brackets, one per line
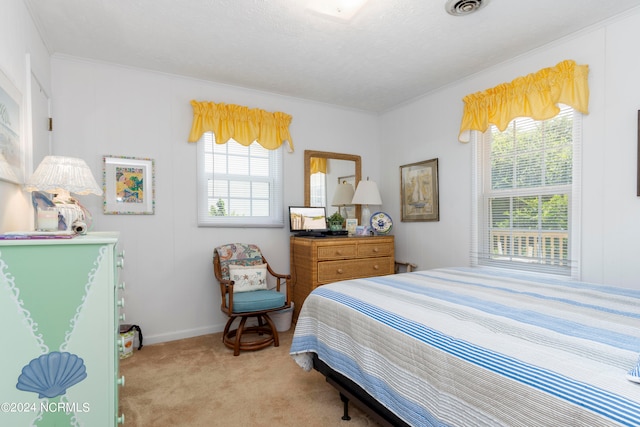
291,235,394,322
317,257,394,283
358,242,394,258
317,244,357,260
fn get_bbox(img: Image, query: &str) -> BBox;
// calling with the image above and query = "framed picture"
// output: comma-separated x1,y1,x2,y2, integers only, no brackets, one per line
346,218,358,235
400,158,439,222
0,68,23,184
103,155,155,214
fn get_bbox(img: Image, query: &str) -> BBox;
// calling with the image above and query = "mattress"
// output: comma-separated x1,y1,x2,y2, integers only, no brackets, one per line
290,267,640,426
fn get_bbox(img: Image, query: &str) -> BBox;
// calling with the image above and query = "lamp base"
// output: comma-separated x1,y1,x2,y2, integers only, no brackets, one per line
36,207,59,231
56,202,89,234
361,205,371,227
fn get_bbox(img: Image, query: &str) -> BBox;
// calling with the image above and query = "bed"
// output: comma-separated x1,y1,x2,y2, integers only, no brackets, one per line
290,267,640,426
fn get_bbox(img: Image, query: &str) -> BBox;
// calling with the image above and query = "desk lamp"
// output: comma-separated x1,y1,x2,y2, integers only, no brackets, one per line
351,177,382,226
24,156,103,232
331,180,355,219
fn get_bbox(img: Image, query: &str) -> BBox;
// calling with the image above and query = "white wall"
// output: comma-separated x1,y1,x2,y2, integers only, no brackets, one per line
380,8,640,288
0,0,51,231
7,2,640,345
50,57,381,344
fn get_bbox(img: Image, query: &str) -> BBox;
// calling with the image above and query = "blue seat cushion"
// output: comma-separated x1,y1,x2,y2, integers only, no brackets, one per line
228,290,286,313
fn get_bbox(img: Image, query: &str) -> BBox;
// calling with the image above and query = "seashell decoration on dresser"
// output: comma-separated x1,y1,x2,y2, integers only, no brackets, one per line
16,351,87,399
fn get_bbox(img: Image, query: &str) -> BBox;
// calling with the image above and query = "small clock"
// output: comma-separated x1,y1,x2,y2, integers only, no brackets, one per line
370,212,393,234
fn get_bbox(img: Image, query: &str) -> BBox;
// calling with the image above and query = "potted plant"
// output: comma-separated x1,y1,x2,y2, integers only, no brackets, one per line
327,211,345,231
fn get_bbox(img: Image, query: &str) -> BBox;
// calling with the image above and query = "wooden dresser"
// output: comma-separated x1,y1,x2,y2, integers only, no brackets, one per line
290,235,394,321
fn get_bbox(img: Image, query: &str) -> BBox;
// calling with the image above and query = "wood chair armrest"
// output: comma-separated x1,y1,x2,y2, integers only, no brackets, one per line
217,278,234,312
265,263,291,280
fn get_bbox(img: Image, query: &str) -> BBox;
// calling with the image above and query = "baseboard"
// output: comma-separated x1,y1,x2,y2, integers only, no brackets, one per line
142,323,226,345
142,313,293,346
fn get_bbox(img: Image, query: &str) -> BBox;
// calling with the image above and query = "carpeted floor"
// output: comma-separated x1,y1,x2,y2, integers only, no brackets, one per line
119,328,379,426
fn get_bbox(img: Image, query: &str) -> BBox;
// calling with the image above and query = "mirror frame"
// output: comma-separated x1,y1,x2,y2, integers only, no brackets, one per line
304,150,361,221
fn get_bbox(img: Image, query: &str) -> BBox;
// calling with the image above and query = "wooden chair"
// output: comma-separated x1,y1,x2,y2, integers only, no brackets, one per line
213,243,291,356
395,261,417,274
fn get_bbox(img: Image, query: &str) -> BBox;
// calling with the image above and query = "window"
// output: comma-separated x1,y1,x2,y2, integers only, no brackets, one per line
197,132,284,227
473,105,581,277
309,172,326,207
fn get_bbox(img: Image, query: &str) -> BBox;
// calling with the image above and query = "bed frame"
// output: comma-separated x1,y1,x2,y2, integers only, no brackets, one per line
313,354,410,426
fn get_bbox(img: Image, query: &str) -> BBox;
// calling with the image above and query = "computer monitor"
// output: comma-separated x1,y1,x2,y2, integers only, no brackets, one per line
289,206,327,235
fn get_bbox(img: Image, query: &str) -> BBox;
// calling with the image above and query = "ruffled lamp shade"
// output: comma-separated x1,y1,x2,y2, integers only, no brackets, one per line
24,156,102,232
24,156,103,198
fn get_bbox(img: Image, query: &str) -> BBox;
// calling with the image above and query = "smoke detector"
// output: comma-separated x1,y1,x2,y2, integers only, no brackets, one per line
445,0,488,16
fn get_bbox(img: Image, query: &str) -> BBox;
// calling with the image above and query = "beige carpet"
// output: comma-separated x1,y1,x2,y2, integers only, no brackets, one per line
119,328,380,426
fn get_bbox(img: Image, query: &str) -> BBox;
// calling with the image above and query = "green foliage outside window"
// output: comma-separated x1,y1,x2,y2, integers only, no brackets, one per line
490,112,572,232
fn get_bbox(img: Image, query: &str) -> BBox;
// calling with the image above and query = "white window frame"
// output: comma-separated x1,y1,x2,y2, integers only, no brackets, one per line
471,106,582,278
197,132,284,227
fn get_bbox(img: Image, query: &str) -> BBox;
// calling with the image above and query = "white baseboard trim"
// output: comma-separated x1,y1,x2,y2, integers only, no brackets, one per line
142,323,226,346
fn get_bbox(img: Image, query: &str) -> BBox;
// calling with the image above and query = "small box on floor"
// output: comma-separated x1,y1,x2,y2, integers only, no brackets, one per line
119,324,143,359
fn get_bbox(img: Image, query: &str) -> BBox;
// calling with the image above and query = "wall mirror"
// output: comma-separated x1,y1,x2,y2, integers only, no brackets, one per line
304,150,361,220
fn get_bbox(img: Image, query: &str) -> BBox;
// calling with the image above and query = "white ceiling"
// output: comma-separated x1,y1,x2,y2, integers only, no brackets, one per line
24,0,640,112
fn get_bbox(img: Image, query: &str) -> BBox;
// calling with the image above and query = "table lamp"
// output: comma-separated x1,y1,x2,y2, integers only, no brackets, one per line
351,177,382,226
331,180,355,219
24,156,103,232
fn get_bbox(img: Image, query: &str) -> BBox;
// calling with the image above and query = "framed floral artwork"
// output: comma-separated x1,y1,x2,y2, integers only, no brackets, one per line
400,158,439,222
103,155,155,214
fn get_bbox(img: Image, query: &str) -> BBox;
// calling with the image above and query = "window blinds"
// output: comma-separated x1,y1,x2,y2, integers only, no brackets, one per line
473,105,581,277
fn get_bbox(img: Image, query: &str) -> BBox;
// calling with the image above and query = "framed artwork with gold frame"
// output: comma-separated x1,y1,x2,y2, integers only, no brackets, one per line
400,158,439,222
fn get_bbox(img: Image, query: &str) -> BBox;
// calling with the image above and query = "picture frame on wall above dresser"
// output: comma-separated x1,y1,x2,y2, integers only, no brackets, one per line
400,158,439,222
103,155,155,214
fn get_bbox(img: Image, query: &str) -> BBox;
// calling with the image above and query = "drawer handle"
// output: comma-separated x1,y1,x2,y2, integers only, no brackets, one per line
117,259,125,269
117,375,125,387
120,313,126,322
117,413,125,425
335,250,342,255
119,282,126,291
373,264,379,270
117,298,125,308
373,247,379,253
336,268,344,274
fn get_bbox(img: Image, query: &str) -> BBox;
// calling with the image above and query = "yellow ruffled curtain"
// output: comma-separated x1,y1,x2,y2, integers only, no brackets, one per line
188,100,294,151
458,59,589,143
309,157,327,175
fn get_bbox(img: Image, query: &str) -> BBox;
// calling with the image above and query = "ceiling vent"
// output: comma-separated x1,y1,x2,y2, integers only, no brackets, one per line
445,0,488,16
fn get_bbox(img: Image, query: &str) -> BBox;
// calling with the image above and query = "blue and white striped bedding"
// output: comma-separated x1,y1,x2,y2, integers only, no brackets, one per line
290,267,640,426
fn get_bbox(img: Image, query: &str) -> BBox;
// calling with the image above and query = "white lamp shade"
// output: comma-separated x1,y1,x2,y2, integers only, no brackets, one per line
351,179,382,205
25,156,103,196
332,181,355,206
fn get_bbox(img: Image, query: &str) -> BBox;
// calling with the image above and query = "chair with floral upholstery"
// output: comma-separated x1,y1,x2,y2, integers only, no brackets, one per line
213,243,291,356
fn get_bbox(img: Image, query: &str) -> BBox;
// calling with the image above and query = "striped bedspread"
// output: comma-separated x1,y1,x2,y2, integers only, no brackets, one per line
290,267,640,426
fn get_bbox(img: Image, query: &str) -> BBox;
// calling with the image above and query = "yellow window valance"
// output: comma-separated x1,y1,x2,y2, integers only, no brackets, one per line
309,157,327,175
458,59,589,143
188,100,294,151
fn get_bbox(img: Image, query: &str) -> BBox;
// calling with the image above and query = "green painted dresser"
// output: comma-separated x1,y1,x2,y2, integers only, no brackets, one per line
0,232,125,426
